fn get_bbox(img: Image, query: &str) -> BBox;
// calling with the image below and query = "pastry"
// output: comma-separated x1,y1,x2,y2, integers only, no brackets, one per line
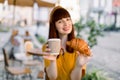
66,38,91,56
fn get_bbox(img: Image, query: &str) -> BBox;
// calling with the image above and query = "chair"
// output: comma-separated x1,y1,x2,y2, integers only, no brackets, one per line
24,41,34,59
37,70,44,79
23,41,41,66
14,41,41,66
0,54,4,80
25,41,45,79
2,48,32,80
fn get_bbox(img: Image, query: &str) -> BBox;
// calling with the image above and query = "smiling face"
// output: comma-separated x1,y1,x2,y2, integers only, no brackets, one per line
49,6,75,53
49,6,75,39
55,17,72,36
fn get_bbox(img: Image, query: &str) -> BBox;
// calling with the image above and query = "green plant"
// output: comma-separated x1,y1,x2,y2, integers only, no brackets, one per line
0,27,10,32
82,70,112,80
37,35,46,44
74,17,104,48
86,19,103,48
74,17,85,38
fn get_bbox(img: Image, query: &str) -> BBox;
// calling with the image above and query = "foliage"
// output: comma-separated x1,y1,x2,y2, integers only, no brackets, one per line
82,69,112,80
74,17,85,37
36,35,46,44
74,17,104,48
0,26,10,32
86,19,103,48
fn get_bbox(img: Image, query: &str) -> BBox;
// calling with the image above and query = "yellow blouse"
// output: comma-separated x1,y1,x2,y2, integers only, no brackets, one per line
43,44,86,80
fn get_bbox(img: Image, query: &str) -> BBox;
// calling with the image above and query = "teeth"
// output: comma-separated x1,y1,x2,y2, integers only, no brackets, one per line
63,28,69,31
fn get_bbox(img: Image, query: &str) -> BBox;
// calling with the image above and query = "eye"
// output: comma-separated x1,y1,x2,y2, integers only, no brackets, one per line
66,18,71,21
57,20,62,23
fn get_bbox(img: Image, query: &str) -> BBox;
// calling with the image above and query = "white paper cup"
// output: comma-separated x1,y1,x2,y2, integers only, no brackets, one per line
48,39,61,55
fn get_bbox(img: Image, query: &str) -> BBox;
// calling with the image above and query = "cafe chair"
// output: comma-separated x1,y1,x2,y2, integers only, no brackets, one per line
23,41,41,66
24,41,34,60
0,54,5,80
2,48,32,80
37,70,44,79
14,41,41,66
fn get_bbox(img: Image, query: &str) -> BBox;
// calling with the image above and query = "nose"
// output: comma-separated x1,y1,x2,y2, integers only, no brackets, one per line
63,21,67,26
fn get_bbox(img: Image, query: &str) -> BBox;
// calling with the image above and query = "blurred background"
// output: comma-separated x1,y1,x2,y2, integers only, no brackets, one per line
0,0,120,80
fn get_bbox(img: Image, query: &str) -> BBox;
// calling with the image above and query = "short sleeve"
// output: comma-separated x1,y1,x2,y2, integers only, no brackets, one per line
42,44,50,68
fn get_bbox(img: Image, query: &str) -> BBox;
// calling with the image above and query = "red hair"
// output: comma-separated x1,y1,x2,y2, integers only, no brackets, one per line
48,6,75,53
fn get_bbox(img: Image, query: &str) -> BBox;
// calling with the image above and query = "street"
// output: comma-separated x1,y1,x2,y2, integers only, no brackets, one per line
87,31,120,80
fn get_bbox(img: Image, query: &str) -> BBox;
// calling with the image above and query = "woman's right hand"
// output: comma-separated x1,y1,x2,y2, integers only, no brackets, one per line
43,44,58,61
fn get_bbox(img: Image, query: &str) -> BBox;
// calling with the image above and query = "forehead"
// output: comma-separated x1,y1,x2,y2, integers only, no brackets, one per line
56,17,70,21
52,8,70,22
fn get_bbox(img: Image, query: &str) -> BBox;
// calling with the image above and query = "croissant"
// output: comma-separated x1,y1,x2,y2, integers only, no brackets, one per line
66,38,91,56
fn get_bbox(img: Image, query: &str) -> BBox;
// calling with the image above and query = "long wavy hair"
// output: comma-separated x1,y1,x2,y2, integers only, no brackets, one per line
48,6,75,53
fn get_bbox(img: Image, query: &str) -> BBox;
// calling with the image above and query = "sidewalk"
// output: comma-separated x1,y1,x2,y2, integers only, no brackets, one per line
87,31,120,80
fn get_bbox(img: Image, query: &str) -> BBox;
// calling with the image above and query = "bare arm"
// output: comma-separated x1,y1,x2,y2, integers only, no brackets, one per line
70,66,82,80
71,51,91,80
44,56,58,80
43,44,58,80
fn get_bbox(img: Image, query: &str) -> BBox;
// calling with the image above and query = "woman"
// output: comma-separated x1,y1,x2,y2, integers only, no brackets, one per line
43,6,92,80
23,30,32,43
10,29,23,53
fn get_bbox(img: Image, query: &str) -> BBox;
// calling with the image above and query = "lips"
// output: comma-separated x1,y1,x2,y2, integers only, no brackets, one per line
63,27,70,31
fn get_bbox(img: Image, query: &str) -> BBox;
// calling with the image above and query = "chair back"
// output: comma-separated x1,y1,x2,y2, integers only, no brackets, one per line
24,41,33,56
2,48,9,67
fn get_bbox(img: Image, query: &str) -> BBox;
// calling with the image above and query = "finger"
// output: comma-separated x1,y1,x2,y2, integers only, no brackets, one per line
87,56,92,60
45,48,51,52
42,52,50,55
46,44,49,48
77,51,86,57
43,55,56,61
90,53,93,57
76,51,80,55
79,52,84,57
79,54,91,61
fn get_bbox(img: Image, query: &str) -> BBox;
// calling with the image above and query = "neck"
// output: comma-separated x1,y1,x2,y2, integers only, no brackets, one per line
59,35,68,51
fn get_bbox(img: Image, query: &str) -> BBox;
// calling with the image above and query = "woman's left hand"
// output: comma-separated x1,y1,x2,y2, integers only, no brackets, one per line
75,51,92,67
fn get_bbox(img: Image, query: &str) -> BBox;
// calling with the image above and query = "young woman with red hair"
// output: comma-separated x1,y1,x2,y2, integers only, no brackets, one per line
42,6,92,80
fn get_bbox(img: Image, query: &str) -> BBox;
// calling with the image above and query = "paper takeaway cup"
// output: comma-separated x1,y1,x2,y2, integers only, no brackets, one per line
48,38,61,55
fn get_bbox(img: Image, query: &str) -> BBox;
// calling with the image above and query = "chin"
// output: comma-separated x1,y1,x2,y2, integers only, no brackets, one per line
63,32,71,35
